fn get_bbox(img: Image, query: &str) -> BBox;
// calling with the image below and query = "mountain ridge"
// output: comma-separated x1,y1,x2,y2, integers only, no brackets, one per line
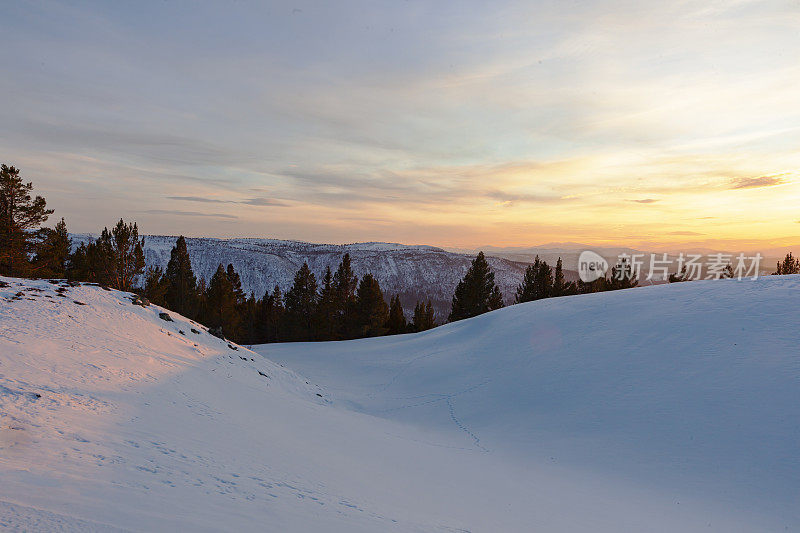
71,234,573,318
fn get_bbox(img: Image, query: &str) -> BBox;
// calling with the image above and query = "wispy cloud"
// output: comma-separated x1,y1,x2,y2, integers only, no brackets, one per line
486,190,567,206
241,197,288,207
730,175,788,189
166,195,288,207
629,198,659,204
144,210,238,219
167,196,230,204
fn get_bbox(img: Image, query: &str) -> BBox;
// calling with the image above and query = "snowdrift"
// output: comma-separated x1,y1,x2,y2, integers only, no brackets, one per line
1,275,798,531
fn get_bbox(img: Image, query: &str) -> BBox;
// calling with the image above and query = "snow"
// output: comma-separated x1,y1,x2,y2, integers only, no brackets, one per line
1,275,799,531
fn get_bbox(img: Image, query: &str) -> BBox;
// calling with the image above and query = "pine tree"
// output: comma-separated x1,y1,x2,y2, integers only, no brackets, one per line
226,264,245,305
515,256,554,303
67,242,90,281
424,300,436,329
332,253,358,338
143,265,169,305
95,219,146,290
32,217,71,278
196,275,209,324
515,256,540,303
314,266,337,340
607,259,638,290
259,285,284,343
241,293,259,345
534,258,553,300
577,277,607,294
551,257,566,296
205,264,238,338
164,236,198,317
386,294,407,335
355,273,388,337
0,164,54,276
668,265,689,283
412,300,436,332
774,252,800,275
283,262,318,341
69,240,108,284
722,264,734,279
449,252,504,322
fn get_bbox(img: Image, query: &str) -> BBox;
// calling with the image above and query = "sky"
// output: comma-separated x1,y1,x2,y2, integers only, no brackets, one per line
1,0,799,251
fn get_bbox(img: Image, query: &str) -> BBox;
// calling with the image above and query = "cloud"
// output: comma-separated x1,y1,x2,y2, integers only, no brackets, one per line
629,198,659,204
486,190,567,206
167,196,230,203
241,197,289,207
729,175,787,189
667,231,704,236
166,195,288,207
144,210,238,219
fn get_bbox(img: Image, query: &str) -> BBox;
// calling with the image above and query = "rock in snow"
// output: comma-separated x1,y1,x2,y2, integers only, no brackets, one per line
1,275,799,531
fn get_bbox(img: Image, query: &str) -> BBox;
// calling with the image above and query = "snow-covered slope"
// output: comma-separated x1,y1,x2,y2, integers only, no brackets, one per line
1,275,798,531
70,235,543,318
261,276,800,531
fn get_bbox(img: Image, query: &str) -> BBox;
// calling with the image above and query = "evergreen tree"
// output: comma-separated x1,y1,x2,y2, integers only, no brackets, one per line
205,264,238,338
332,253,359,338
668,265,689,283
355,273,388,337
424,300,436,329
67,242,90,281
32,217,71,278
412,300,436,332
449,252,504,322
259,285,284,343
515,256,553,303
143,265,169,305
722,264,734,279
386,294,407,335
69,240,108,283
552,257,566,296
196,275,208,325
283,263,318,341
515,256,539,303
241,293,259,345
577,277,607,294
607,259,639,290
223,264,247,341
226,263,245,304
164,236,198,317
774,252,800,275
314,266,337,340
0,164,54,276
95,219,146,290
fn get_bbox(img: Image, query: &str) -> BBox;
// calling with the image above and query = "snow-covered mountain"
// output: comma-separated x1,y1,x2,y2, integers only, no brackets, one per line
2,275,798,531
71,235,568,319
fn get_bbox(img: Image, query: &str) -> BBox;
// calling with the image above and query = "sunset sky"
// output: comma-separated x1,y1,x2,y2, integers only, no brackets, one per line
2,1,799,251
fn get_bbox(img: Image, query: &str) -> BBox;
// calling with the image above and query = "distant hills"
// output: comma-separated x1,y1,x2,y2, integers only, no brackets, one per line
71,235,579,320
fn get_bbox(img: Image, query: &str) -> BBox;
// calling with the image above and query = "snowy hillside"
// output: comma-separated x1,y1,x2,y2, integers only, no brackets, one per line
70,234,546,318
1,275,799,531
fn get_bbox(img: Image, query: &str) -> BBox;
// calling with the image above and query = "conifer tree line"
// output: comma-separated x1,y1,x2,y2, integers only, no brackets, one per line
774,252,800,275
514,255,639,303
7,164,797,342
445,252,639,324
